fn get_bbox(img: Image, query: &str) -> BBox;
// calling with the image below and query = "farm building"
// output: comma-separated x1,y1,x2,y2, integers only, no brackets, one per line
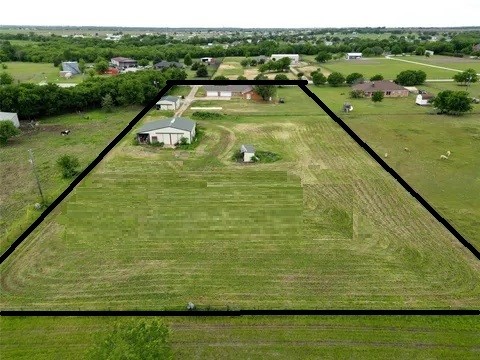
111,57,137,69
351,81,409,97
137,117,196,145
425,50,434,56
0,112,20,128
61,61,81,75
203,85,260,99
270,54,300,64
346,52,363,60
416,93,434,105
241,144,256,162
156,96,181,110
154,61,184,70
201,57,214,64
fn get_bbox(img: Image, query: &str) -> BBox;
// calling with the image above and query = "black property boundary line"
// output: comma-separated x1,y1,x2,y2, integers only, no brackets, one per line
1,79,478,317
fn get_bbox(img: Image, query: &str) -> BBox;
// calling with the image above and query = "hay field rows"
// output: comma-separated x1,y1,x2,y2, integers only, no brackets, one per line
1,87,478,310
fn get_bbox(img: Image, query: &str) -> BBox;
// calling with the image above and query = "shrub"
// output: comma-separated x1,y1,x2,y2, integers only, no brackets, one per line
150,141,164,147
346,72,364,85
213,75,228,80
312,72,327,86
231,149,243,161
0,121,20,146
192,111,223,120
327,72,345,87
350,90,365,99
372,91,384,102
254,150,281,163
57,154,80,179
237,75,247,80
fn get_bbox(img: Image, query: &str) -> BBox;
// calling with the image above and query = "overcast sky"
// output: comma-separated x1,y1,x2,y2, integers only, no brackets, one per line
1,0,479,28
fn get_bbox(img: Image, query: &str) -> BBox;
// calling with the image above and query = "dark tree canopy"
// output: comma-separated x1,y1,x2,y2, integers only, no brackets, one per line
395,70,427,86
453,68,478,85
346,72,364,85
327,72,345,87
432,90,473,115
254,75,277,101
315,51,332,63
0,121,20,146
312,72,327,86
370,74,384,81
183,53,192,66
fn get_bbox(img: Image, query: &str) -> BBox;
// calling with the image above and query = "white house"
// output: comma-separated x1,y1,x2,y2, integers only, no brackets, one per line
346,52,363,60
241,144,255,162
0,112,20,128
137,117,196,145
270,54,300,64
416,93,434,106
156,96,181,110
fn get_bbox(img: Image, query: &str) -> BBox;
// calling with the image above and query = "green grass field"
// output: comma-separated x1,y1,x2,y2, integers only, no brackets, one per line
2,316,479,359
0,107,143,253
2,62,85,84
213,57,246,78
318,57,467,79
406,55,480,71
1,87,479,311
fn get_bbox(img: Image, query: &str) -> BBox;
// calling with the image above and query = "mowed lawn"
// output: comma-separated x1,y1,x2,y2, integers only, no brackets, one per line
213,57,246,79
320,57,463,79
0,107,143,254
1,87,479,310
2,62,85,84
309,83,480,248
2,316,479,359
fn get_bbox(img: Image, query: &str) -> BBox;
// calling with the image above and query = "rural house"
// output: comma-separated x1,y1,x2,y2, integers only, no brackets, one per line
61,61,81,75
203,85,259,99
240,144,255,162
156,96,181,110
111,57,138,69
416,93,434,105
346,52,363,60
270,54,300,64
351,80,409,97
137,117,196,145
0,112,20,128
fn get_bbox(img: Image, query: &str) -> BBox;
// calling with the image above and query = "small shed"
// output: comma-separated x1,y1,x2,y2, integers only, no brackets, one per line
241,144,255,162
156,96,181,110
416,93,434,106
346,52,363,60
0,112,20,128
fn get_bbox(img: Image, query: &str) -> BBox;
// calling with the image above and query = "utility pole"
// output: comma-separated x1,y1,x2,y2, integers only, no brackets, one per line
28,149,45,204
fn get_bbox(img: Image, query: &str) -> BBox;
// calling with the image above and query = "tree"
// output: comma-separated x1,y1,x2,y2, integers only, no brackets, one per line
370,74,384,81
78,58,86,73
191,62,201,71
0,121,20,146
95,59,109,74
415,46,426,56
346,72,364,85
372,91,384,102
56,154,80,179
350,90,365,98
453,68,478,85
432,90,472,115
0,72,14,85
183,53,192,66
138,59,150,67
297,71,304,79
196,64,208,77
88,319,172,360
312,72,327,86
327,72,345,87
395,70,426,86
101,93,114,112
240,58,250,67
254,75,276,101
274,73,289,81
315,51,332,63
213,75,228,80
391,45,403,55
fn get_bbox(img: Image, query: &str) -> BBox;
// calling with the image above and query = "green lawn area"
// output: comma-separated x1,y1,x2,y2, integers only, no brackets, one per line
407,55,480,71
2,316,479,359
1,87,478,311
213,57,246,78
2,62,85,84
0,107,143,254
319,58,462,79
167,85,192,97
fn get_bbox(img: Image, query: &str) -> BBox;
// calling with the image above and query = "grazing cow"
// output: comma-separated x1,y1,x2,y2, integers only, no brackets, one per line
446,150,451,157
440,154,448,160
61,130,70,136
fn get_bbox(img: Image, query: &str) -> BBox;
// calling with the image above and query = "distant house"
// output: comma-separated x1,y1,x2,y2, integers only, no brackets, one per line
351,80,409,97
154,61,184,70
425,50,434,56
201,57,214,64
346,52,363,60
240,144,255,162
416,93,434,106
137,117,196,145
270,54,300,64
111,57,137,69
156,96,181,110
203,85,260,100
0,112,20,128
61,61,81,75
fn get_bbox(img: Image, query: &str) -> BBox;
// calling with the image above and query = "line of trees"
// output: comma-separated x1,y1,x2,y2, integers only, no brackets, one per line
0,68,186,119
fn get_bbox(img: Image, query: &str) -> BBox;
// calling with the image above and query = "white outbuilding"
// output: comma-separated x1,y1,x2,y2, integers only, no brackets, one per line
137,117,196,145
0,112,20,128
270,54,300,64
155,96,181,110
346,52,363,60
241,144,256,162
416,93,434,106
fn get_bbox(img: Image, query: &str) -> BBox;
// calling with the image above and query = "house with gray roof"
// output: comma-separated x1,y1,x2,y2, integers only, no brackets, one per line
156,96,181,110
137,117,196,145
61,61,81,75
0,112,20,128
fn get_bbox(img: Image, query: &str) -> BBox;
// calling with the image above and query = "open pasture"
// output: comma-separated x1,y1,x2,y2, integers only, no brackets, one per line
1,87,478,311
1,62,84,84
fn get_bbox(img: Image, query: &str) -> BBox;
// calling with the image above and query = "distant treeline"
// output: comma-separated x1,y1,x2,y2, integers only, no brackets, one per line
0,68,186,119
1,31,479,64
